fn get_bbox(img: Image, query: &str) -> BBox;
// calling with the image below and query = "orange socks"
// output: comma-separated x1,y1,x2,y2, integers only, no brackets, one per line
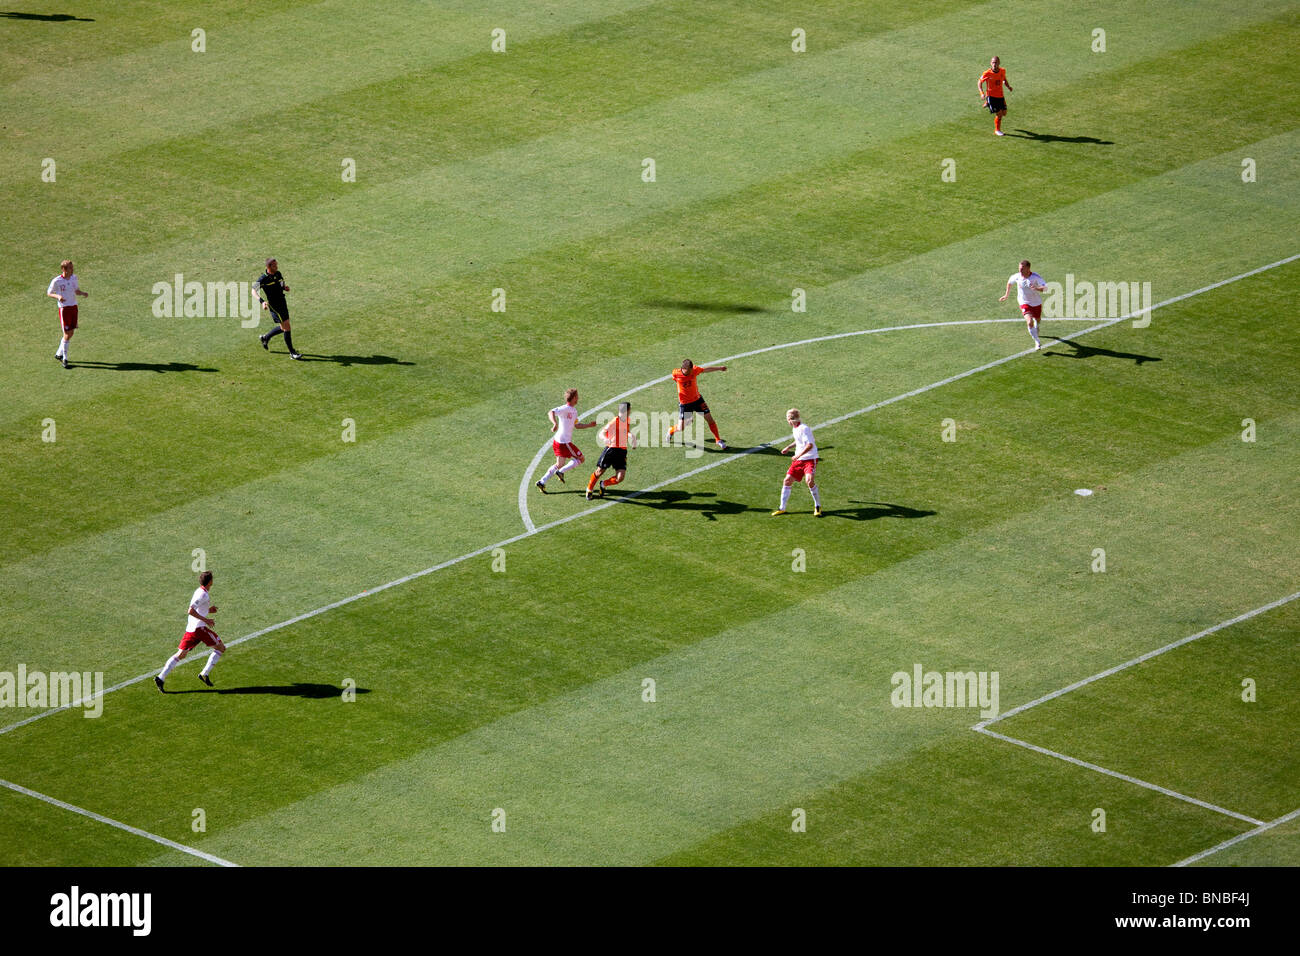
994,116,1001,132
708,421,721,441
586,473,598,491
603,474,622,489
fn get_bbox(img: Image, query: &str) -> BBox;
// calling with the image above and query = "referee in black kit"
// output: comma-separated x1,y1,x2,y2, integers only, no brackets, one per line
255,257,302,359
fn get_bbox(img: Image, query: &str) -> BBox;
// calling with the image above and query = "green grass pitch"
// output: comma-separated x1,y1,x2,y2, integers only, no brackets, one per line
0,0,1297,867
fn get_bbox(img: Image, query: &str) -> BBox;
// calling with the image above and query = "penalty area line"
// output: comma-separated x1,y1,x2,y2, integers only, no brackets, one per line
0,777,239,867
518,250,1300,533
1173,805,1300,866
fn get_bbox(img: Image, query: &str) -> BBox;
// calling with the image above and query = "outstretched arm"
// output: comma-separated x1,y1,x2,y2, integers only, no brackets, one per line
697,365,727,374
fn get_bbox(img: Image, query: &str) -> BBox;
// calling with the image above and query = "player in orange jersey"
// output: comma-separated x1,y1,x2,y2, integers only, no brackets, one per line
978,56,1013,136
666,359,728,449
586,402,637,500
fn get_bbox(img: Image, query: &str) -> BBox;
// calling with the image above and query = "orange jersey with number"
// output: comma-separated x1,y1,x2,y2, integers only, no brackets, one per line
672,367,702,403
980,68,1007,97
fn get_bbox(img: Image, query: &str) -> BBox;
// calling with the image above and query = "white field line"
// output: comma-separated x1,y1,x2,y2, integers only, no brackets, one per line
0,777,238,867
976,590,1300,728
973,727,1264,825
4,256,1296,744
1173,806,1300,866
970,590,1300,830
518,251,1300,532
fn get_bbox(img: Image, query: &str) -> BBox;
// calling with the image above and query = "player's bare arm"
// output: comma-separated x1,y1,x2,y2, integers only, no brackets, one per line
575,419,597,429
189,604,215,627
548,410,559,431
698,365,727,373
999,280,1014,302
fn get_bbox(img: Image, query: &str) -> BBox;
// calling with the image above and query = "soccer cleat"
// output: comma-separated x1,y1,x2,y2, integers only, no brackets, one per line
771,509,787,516
535,480,547,494
54,352,62,362
814,506,824,517
62,357,70,369
995,130,1005,136
716,439,727,450
154,676,165,693
555,470,565,484
259,334,269,350
596,481,605,498
585,489,594,501
199,673,213,687
1034,341,1041,350
289,351,303,360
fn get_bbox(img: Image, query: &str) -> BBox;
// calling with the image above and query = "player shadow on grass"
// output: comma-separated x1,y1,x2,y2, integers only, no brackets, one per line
169,682,369,699
0,12,94,20
1042,337,1160,365
641,299,775,314
613,489,765,521
836,501,938,521
71,360,217,373
291,353,415,367
1005,129,1115,145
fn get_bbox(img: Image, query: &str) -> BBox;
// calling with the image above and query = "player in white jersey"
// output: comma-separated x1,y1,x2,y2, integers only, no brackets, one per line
536,388,598,493
772,408,823,517
155,571,227,691
1000,259,1048,349
46,260,88,369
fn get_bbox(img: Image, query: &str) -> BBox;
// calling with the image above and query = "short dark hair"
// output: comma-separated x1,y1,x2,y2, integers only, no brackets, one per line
199,571,213,587
681,359,693,371
266,257,276,267
1020,260,1031,269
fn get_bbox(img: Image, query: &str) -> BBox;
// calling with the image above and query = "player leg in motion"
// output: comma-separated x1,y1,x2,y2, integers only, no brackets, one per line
536,388,597,492
978,55,1012,136
666,359,728,449
773,408,823,517
46,259,88,369
155,571,227,691
254,257,302,359
587,402,635,500
1000,259,1048,349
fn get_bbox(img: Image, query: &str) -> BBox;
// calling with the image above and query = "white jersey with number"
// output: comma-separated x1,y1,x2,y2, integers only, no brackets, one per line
1010,272,1045,307
48,274,79,306
552,404,578,444
791,423,819,460
187,586,211,632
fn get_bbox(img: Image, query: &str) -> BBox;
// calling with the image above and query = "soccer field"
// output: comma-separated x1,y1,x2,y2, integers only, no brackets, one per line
1,0,1297,868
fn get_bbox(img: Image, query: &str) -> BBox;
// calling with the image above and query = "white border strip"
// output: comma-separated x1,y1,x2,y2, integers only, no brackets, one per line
0,777,238,867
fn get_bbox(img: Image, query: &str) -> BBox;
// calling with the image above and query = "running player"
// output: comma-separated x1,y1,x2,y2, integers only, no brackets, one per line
46,260,88,369
1000,260,1048,349
978,56,1013,136
255,257,301,359
772,408,823,517
154,571,227,691
586,402,636,500
666,359,727,449
536,388,597,493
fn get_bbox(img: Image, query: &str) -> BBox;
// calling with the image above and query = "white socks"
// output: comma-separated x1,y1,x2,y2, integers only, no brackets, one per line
779,485,792,510
1028,323,1040,344
541,464,558,484
56,338,68,358
159,653,182,680
201,651,222,677
810,485,821,508
557,459,578,474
